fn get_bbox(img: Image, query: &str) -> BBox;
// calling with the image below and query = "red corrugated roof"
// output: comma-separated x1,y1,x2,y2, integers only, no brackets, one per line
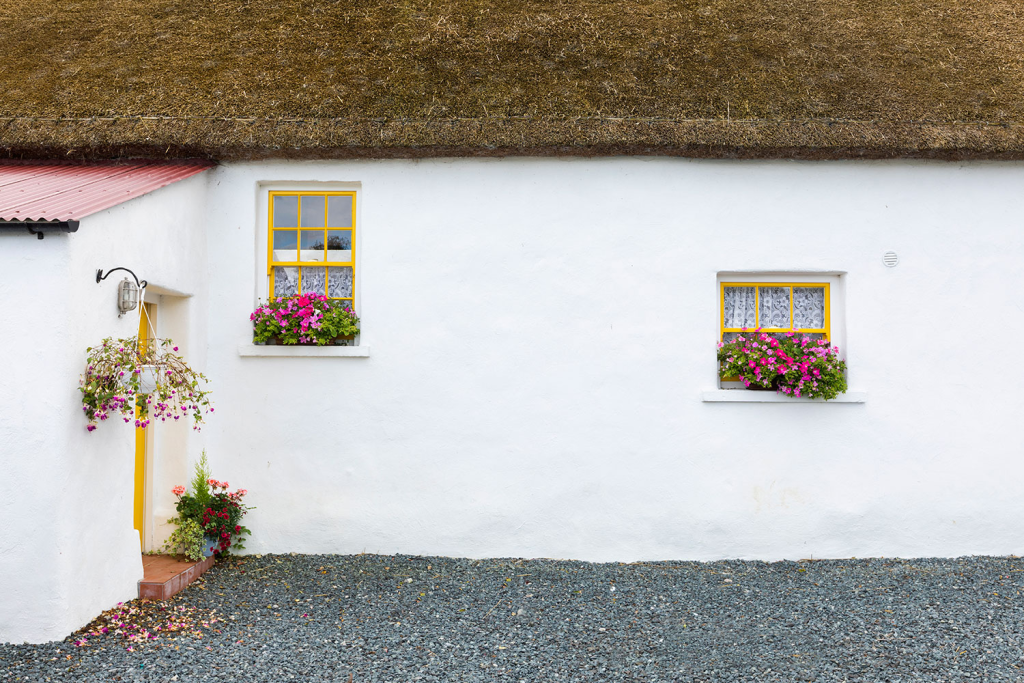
0,160,213,222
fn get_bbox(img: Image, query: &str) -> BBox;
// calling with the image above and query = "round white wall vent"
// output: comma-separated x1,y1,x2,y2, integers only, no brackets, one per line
882,251,899,267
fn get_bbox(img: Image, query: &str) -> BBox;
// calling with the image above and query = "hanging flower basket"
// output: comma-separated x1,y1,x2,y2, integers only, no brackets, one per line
80,336,213,431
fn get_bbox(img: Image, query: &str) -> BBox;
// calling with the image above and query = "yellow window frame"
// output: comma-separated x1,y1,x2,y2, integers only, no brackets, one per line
267,190,357,305
719,282,831,340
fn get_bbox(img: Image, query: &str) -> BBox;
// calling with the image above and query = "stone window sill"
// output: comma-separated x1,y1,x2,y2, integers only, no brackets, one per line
701,390,866,403
238,344,370,358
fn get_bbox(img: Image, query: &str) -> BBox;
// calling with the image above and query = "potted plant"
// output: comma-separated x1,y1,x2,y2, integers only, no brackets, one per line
163,453,251,561
80,336,213,432
251,294,360,346
717,329,848,400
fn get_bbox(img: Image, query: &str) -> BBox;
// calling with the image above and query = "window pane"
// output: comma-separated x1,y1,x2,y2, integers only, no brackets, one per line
327,266,353,298
301,266,327,296
758,286,791,329
722,287,756,329
300,230,325,262
272,230,297,262
327,195,353,228
273,196,298,228
326,230,352,262
274,266,299,298
793,287,825,329
300,195,326,227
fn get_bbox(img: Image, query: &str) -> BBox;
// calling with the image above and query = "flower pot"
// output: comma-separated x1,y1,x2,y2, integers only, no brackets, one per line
118,364,163,394
202,534,219,558
138,365,162,394
333,335,355,346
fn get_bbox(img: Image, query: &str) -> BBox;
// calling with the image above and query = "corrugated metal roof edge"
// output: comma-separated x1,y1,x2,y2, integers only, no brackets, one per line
0,160,215,222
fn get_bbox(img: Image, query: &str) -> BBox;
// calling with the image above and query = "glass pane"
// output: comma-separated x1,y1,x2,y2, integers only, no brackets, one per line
273,266,299,298
758,286,791,329
327,195,353,228
327,266,353,298
722,287,756,329
300,230,325,262
300,195,326,227
333,298,355,314
326,230,352,262
793,287,826,329
301,266,327,296
273,195,298,228
272,230,297,262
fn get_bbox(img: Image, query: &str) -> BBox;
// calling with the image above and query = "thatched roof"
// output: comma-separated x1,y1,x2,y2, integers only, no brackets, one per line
2,0,1024,160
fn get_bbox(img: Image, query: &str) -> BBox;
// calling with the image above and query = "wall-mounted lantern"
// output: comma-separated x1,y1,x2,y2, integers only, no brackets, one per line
96,267,148,318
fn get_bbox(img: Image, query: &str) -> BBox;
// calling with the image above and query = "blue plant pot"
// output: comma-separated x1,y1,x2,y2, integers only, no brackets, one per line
202,534,218,558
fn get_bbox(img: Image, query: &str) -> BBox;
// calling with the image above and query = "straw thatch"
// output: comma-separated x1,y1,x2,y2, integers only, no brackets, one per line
2,0,1024,160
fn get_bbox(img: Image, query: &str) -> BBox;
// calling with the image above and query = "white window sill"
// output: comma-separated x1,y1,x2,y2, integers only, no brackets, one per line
701,390,867,403
238,344,370,358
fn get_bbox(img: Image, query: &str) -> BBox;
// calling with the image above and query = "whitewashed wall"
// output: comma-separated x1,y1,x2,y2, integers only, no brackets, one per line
6,157,1024,645
199,158,1024,565
0,173,208,644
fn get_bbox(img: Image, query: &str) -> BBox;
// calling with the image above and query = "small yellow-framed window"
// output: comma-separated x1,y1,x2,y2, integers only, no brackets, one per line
720,282,830,341
268,191,356,310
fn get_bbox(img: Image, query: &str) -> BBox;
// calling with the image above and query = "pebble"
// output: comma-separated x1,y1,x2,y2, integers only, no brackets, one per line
2,554,1024,681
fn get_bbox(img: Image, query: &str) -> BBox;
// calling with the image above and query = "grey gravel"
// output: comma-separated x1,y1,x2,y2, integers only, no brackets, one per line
3,554,1024,681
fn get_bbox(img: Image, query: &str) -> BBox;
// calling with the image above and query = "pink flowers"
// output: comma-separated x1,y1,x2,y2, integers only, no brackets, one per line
718,328,848,400
251,295,359,346
172,485,186,496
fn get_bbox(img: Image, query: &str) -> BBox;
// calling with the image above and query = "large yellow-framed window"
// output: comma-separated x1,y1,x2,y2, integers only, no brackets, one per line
720,282,830,341
268,191,356,308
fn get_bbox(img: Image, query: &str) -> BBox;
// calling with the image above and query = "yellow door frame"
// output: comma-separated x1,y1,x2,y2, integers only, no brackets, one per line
134,301,156,551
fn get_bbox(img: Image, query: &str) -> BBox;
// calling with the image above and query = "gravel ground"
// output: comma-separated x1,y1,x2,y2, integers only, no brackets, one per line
3,554,1024,682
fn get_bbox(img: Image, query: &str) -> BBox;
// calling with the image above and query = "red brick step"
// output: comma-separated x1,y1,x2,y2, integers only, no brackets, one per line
139,554,215,600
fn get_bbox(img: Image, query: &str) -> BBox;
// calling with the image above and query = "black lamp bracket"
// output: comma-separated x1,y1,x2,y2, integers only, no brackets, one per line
96,267,148,289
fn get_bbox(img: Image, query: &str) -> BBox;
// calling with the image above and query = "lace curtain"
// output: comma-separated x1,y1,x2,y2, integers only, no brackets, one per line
793,287,825,328
758,287,790,328
723,287,756,328
723,284,826,331
327,267,353,298
274,267,299,297
274,266,354,301
302,266,327,296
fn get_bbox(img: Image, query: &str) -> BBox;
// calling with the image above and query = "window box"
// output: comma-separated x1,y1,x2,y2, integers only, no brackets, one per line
256,334,356,347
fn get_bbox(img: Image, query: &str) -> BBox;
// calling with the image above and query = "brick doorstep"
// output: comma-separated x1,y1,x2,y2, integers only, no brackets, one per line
139,554,216,600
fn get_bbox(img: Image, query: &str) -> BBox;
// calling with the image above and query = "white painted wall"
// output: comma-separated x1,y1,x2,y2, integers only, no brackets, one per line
0,172,209,643
6,156,1024,644
199,158,1024,565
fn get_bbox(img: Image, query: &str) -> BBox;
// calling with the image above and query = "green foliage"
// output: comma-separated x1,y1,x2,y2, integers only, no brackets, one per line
189,451,212,510
162,517,204,562
717,330,848,400
251,294,359,345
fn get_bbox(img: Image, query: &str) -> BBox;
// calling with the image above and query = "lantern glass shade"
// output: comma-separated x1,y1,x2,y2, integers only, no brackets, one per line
117,277,139,314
